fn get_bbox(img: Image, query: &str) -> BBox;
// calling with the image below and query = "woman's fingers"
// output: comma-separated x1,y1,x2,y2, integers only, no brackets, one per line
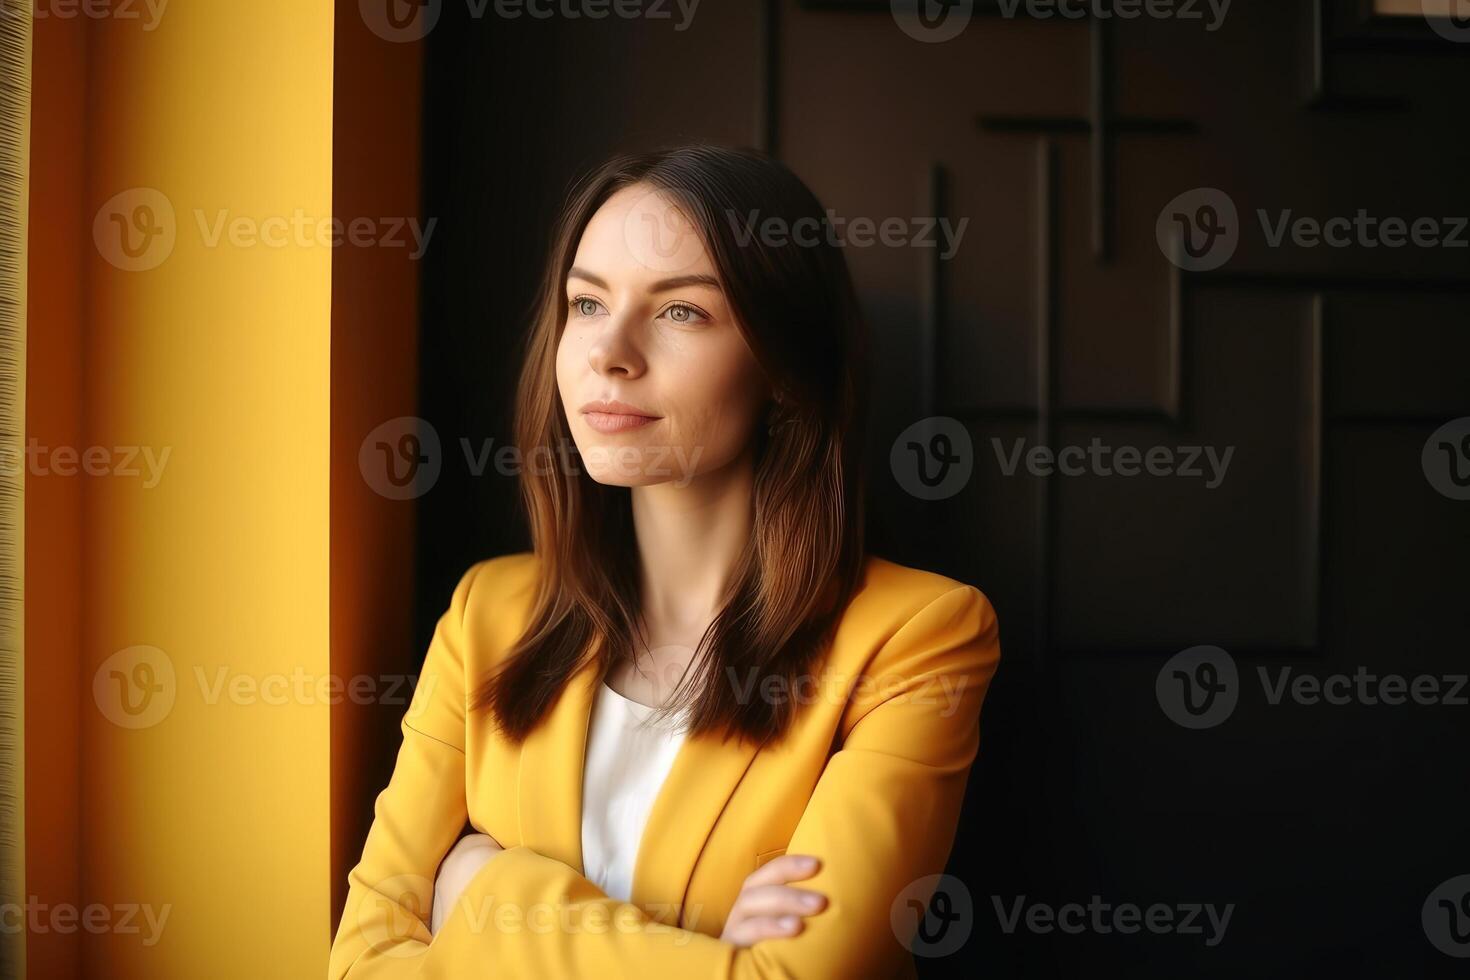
731,883,828,920
461,832,499,848
720,853,826,946
732,914,807,944
447,832,501,861
745,853,821,887
432,834,503,937
435,834,501,900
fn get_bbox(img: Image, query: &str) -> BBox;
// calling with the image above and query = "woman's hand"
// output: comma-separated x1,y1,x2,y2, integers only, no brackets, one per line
430,832,503,936
719,854,828,947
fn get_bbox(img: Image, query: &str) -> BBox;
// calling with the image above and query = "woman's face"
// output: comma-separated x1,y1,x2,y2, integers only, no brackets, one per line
556,183,771,488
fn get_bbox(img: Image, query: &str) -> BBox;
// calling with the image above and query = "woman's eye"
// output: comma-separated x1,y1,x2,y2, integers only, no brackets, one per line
570,297,603,317
661,303,707,325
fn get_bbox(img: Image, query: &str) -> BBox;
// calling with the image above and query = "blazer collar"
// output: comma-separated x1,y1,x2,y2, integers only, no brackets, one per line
516,648,763,924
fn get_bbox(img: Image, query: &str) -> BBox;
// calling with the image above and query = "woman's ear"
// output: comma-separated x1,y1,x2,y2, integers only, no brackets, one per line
765,392,797,435
764,386,783,418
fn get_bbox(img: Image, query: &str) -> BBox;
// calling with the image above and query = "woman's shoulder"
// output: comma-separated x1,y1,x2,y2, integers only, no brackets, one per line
841,554,1000,667
855,553,996,620
447,550,998,667
461,550,540,590
450,551,543,652
454,551,995,625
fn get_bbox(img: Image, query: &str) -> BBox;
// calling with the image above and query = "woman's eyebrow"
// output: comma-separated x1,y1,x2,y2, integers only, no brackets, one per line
566,268,722,293
649,273,722,292
567,266,608,288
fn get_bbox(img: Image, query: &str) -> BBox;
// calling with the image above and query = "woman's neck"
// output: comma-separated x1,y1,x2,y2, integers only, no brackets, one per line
629,443,755,632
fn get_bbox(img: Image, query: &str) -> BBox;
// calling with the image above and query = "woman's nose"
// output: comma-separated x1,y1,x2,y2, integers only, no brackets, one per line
586,312,646,379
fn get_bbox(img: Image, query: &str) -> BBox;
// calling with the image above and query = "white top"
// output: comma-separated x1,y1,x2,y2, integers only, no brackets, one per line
579,680,689,902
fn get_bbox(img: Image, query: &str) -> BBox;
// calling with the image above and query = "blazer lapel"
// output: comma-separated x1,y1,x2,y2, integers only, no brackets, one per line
628,722,762,924
515,653,599,873
516,647,763,926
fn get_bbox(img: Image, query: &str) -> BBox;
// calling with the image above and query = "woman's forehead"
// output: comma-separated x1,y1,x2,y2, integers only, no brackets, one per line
572,184,715,285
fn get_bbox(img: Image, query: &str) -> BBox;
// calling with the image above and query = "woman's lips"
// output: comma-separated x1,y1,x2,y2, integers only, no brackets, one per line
582,412,661,434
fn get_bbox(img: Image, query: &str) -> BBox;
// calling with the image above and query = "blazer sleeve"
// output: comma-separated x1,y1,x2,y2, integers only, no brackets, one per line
327,581,1000,979
327,559,488,979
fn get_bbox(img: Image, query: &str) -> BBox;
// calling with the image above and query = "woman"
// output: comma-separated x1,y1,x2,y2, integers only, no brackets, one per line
327,145,1001,979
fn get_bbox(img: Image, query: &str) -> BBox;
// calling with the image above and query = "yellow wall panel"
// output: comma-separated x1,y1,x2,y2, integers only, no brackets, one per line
80,3,334,977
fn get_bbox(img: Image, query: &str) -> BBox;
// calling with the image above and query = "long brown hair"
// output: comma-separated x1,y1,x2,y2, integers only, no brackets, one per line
470,144,870,747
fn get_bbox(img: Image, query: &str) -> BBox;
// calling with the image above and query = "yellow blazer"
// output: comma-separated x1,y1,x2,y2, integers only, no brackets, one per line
328,551,1001,979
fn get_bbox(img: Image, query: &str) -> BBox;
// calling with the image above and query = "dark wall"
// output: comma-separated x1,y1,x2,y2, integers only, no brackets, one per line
418,1,1470,975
